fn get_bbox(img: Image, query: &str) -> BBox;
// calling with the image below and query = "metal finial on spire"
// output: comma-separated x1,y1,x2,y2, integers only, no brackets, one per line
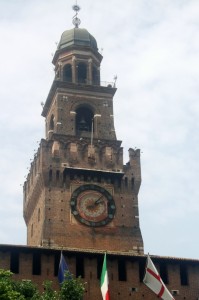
72,2,81,28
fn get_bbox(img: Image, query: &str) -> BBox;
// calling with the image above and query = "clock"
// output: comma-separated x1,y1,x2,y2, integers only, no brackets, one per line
70,184,116,227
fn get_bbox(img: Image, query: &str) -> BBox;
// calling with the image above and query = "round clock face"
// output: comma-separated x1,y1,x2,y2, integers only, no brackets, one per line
70,184,116,227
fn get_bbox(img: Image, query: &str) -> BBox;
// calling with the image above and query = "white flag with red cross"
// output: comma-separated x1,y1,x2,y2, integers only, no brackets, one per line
143,254,175,300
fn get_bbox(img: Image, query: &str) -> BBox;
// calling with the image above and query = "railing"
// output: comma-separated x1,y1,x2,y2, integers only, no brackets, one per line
56,76,116,88
76,79,115,87
100,81,115,88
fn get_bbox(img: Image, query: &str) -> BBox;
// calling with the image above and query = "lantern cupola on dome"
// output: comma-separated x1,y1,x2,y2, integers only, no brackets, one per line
52,4,102,86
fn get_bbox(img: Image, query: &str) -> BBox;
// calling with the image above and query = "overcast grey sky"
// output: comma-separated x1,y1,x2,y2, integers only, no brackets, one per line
0,0,199,259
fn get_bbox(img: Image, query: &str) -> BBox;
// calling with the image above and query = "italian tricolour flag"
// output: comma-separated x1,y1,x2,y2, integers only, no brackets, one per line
100,253,110,300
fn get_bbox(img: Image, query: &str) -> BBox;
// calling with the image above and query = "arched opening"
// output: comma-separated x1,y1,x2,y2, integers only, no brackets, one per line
92,66,100,85
63,64,72,82
77,62,87,84
49,115,54,130
76,106,94,133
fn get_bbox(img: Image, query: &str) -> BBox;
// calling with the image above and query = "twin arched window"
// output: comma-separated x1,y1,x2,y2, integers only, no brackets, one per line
63,63,87,84
62,62,99,85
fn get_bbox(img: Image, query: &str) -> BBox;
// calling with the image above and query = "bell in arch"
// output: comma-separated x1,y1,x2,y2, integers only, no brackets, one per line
78,116,89,131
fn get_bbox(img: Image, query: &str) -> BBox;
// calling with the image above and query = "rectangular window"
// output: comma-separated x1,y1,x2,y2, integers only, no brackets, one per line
139,259,145,282
32,252,41,275
97,256,103,279
118,258,127,281
76,255,84,278
159,262,168,284
54,253,60,276
10,251,19,274
180,263,188,285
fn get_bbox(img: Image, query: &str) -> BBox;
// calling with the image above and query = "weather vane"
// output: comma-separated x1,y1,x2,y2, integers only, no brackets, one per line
72,1,81,28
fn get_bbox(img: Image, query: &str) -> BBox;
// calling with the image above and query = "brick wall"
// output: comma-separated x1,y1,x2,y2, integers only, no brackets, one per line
1,245,199,300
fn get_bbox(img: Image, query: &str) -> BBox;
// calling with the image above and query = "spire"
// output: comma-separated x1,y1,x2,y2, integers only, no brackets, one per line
72,2,81,28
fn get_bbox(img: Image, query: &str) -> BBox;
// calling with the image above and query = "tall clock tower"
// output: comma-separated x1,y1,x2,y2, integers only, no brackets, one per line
23,9,143,254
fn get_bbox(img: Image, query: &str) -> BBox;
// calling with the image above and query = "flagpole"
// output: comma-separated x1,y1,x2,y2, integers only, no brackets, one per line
143,253,149,281
100,252,110,300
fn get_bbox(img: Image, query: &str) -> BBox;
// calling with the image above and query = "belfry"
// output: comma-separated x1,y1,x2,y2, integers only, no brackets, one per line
23,5,144,254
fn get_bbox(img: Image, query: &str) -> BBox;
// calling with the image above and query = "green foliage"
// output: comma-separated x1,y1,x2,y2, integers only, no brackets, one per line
0,269,24,300
12,279,39,299
40,281,58,300
0,269,86,300
0,270,13,280
59,271,85,300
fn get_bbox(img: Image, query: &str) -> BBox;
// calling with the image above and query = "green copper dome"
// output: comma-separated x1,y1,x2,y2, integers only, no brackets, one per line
58,28,98,51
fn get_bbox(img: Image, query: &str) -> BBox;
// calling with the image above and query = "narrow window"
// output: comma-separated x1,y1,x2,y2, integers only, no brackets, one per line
97,256,104,279
160,262,168,284
10,251,19,274
32,252,41,275
54,253,60,276
76,255,84,278
118,258,127,281
180,263,188,285
139,259,145,282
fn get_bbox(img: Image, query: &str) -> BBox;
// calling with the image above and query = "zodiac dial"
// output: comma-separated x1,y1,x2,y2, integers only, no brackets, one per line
70,184,116,227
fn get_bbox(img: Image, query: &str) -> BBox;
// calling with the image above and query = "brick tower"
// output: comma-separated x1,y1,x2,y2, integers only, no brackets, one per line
23,10,143,254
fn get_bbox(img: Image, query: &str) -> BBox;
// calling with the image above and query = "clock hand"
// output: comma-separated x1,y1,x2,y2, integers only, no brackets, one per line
86,195,104,209
95,195,104,205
